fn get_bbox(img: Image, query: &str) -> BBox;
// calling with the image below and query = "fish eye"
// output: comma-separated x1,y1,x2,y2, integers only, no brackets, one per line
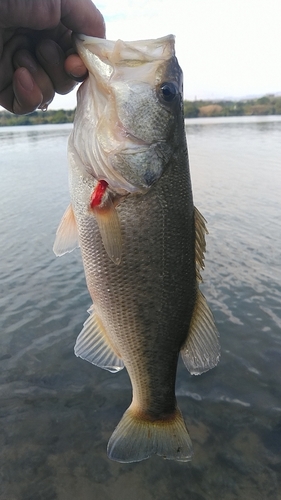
159,82,178,102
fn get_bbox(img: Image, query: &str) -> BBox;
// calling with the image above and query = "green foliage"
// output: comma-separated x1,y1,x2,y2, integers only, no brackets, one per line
274,100,281,114
183,101,199,118
256,96,271,105
0,109,75,127
183,94,281,118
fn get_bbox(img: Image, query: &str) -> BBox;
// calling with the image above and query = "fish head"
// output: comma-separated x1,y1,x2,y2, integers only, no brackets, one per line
72,35,184,194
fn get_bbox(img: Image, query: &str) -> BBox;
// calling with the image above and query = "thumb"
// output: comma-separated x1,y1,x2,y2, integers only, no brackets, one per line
61,0,105,38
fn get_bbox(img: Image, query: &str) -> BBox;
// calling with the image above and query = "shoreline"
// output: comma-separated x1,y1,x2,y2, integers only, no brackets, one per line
1,93,281,127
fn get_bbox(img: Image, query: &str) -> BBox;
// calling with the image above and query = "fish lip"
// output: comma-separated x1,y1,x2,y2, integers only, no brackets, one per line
118,121,167,151
122,135,166,152
126,132,149,147
116,119,151,148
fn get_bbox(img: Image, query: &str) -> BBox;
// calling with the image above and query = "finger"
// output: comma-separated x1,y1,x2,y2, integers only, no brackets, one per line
0,34,31,94
0,34,35,112
64,53,88,81
13,49,55,108
35,39,77,95
13,67,43,114
1,0,105,37
61,0,105,38
0,1,60,30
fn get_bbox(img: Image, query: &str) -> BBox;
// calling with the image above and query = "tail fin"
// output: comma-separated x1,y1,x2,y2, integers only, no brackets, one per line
107,405,193,463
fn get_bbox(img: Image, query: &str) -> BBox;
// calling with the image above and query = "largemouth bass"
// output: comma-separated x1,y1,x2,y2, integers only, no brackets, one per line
54,34,220,463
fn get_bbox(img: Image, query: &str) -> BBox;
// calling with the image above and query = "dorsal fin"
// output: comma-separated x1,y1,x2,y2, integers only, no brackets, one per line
194,206,208,282
181,207,220,375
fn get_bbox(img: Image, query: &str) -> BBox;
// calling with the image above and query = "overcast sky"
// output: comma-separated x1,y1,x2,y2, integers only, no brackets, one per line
50,0,281,109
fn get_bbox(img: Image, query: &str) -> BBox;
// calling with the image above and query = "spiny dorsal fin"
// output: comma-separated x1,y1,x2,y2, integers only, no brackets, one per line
181,289,220,375
53,204,79,256
74,305,124,373
194,206,208,283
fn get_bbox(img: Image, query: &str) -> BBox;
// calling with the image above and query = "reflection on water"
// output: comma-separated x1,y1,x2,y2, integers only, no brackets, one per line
0,120,281,499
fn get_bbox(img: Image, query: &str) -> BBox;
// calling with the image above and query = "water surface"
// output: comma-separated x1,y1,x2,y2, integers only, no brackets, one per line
0,119,280,500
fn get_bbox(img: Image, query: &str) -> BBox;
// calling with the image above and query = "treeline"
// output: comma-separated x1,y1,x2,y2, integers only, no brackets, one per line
0,109,75,126
184,94,281,118
1,94,281,126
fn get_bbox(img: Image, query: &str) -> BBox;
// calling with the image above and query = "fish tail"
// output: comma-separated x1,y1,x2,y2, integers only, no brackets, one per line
107,405,193,463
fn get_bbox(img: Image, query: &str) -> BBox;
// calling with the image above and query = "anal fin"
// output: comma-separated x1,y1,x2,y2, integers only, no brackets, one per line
181,289,220,375
74,305,124,373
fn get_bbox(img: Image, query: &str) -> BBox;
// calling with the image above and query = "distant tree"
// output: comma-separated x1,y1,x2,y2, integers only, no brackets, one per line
183,101,199,118
257,96,270,105
50,109,68,123
199,104,223,117
274,99,281,114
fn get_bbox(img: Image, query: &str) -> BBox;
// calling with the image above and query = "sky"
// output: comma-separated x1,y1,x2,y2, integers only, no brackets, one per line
32,0,281,109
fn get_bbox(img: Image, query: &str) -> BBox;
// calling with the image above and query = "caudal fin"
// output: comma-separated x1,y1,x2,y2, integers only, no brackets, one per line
107,405,193,463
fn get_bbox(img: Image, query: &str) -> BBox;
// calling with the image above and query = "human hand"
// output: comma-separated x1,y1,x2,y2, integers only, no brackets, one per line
0,0,105,114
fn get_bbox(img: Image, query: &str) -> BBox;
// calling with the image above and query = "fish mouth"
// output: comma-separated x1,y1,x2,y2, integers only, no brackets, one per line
126,133,149,148
115,119,167,155
115,119,151,149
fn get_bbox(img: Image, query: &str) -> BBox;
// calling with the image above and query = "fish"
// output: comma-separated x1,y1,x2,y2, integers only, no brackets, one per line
53,34,220,463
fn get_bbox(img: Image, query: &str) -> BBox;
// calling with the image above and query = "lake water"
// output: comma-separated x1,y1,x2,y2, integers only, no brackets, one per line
0,117,281,500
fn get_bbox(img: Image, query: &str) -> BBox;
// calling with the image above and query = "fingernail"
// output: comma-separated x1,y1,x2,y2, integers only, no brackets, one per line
38,40,61,66
18,68,34,91
70,65,88,80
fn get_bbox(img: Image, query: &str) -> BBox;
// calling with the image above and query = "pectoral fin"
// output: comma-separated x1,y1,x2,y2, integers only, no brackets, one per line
181,290,220,375
74,305,124,373
93,199,122,265
89,180,122,265
53,204,79,256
